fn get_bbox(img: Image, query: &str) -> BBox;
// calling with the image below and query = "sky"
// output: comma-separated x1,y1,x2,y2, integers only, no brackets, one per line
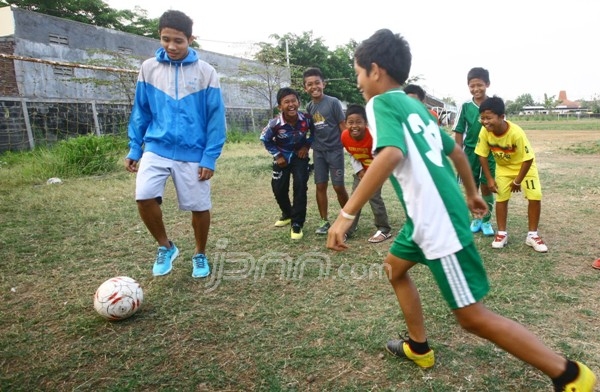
106,0,600,104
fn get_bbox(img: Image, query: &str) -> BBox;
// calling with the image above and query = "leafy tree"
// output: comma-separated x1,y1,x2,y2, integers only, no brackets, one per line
580,96,600,114
232,43,290,115
256,34,436,106
506,93,536,115
0,0,159,38
543,93,558,110
258,33,362,104
267,32,330,100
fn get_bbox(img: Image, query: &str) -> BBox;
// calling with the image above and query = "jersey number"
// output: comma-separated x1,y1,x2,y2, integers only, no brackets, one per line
407,114,444,167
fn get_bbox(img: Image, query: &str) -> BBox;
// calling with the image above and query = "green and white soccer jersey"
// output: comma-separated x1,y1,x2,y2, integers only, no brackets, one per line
453,100,482,148
366,89,473,260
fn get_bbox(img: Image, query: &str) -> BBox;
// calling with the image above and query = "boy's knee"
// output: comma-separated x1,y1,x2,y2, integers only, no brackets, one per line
454,304,488,334
332,184,347,193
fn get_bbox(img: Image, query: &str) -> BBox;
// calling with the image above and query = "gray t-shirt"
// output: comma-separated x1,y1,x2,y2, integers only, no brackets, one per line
306,94,345,151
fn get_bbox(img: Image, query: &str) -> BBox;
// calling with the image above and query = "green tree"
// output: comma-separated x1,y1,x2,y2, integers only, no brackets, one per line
506,93,536,115
265,32,363,104
232,43,290,115
543,93,558,110
580,96,600,114
0,0,159,38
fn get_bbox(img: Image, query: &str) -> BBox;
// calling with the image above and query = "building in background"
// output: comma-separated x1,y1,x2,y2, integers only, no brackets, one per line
0,6,288,151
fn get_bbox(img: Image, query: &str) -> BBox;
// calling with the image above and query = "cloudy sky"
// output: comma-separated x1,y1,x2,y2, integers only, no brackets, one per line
106,0,599,103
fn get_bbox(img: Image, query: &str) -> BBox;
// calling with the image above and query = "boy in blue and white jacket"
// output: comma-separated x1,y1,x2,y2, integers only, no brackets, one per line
125,10,226,279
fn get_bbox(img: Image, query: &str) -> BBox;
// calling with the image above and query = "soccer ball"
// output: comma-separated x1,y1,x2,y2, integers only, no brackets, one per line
93,276,143,321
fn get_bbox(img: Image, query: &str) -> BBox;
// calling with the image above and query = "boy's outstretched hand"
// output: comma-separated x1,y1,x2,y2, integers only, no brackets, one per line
327,214,354,251
466,195,488,220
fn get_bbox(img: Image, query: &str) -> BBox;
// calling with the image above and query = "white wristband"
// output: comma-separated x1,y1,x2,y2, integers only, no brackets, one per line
340,209,356,220
513,180,521,186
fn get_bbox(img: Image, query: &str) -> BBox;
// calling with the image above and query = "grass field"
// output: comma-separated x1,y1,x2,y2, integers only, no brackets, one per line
1,125,599,391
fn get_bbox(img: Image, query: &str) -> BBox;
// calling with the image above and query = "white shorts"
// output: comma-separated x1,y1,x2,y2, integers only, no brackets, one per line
135,152,211,211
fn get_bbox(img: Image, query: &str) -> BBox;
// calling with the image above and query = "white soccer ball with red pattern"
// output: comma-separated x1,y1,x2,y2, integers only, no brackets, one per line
93,276,143,320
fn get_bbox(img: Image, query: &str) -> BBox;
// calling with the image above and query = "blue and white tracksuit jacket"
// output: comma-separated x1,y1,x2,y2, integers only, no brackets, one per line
126,47,226,170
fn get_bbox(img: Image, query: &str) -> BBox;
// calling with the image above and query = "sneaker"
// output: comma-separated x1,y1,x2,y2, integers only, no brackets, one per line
153,241,179,276
274,217,291,227
491,233,508,249
525,235,548,253
470,218,482,233
592,258,600,270
481,221,495,236
291,224,303,240
385,338,435,369
560,361,596,392
192,253,211,278
315,220,330,235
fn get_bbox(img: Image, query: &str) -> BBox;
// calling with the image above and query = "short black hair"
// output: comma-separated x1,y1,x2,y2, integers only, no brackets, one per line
467,67,490,84
354,29,411,85
345,104,366,120
276,87,300,105
403,84,426,101
479,96,505,115
158,10,193,38
302,67,324,84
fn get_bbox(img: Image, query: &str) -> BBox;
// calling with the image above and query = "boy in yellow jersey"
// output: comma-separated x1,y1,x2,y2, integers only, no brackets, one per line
475,96,548,252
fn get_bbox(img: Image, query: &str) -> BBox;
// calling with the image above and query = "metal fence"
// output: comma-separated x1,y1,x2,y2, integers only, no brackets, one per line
0,97,271,152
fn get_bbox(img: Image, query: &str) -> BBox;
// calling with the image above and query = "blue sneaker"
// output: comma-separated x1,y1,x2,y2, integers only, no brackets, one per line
153,241,179,276
481,221,495,236
470,219,482,233
192,253,211,278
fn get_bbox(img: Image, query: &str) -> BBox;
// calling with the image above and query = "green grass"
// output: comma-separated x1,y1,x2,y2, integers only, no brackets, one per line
1,127,599,391
516,117,600,131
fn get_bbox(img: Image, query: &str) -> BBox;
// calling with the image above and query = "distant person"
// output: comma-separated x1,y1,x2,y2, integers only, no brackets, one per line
475,96,548,253
125,10,226,278
327,28,596,392
303,67,349,235
340,104,392,243
452,67,495,237
403,84,440,125
260,87,314,240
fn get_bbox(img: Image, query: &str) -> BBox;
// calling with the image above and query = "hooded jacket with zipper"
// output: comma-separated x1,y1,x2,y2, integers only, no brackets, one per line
127,47,226,171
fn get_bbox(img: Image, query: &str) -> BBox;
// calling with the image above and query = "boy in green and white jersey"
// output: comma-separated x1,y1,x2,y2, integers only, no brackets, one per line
452,67,496,236
326,28,596,392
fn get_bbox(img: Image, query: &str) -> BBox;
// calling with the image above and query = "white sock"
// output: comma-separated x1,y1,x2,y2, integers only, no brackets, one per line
528,231,538,238
497,231,507,236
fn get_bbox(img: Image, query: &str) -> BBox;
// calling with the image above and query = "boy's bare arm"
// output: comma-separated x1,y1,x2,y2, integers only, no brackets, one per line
514,159,533,184
454,132,464,149
478,155,497,192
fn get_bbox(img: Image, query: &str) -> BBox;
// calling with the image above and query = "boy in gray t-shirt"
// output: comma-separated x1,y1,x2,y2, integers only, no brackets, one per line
303,67,349,234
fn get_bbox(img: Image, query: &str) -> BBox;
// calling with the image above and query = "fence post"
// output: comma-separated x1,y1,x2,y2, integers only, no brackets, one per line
20,99,35,150
91,100,101,136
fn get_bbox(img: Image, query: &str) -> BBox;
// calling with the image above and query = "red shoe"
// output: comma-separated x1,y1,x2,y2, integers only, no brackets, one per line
592,258,600,270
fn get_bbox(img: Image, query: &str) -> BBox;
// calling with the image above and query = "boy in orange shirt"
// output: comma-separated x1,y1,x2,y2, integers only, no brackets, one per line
340,104,391,243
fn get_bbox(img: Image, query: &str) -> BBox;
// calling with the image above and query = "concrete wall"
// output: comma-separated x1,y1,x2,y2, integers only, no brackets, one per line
0,6,288,108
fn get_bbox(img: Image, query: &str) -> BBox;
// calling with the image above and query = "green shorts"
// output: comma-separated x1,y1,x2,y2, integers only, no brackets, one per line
390,230,490,309
464,146,495,187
